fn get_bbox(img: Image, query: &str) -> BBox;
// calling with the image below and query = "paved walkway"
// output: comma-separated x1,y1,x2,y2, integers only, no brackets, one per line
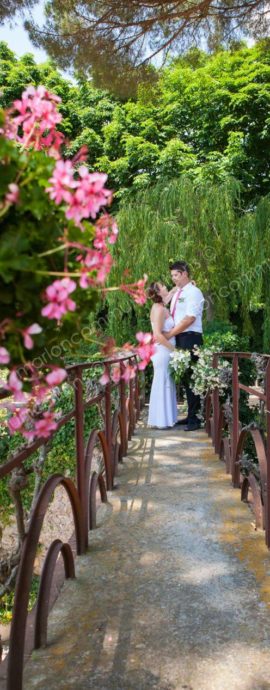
24,419,270,690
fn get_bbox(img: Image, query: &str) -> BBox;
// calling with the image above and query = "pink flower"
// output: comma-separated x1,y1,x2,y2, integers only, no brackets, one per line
99,370,110,386
0,347,10,364
94,215,118,250
47,162,112,228
134,331,156,369
8,407,28,435
120,275,148,305
12,85,64,155
76,168,112,220
41,278,77,321
34,411,58,439
122,364,136,382
5,183,19,204
32,384,50,404
111,365,121,383
78,249,113,286
6,371,26,402
46,160,76,204
22,323,42,350
46,368,67,386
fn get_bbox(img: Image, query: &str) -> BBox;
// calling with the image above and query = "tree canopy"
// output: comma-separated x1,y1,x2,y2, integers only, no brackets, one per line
2,41,270,203
24,0,270,92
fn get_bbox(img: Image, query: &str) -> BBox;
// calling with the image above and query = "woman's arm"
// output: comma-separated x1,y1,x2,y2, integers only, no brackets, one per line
151,305,174,351
163,286,177,305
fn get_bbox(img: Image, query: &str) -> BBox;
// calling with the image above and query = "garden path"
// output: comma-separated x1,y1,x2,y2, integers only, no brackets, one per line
23,416,270,690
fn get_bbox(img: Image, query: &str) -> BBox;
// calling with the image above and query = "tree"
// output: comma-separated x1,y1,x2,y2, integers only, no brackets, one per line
25,0,270,92
106,173,244,341
0,0,34,24
2,42,270,202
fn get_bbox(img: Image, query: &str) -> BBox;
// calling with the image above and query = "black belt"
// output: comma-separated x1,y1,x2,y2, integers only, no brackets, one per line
177,331,202,336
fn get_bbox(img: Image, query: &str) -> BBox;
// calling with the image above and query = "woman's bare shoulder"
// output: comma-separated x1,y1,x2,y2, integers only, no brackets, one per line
151,304,166,323
151,303,164,314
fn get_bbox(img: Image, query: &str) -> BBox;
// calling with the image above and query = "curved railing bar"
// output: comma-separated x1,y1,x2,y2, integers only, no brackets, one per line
111,409,121,476
216,406,225,457
98,430,112,491
34,539,75,649
205,392,212,436
88,472,107,530
7,475,84,690
234,427,267,493
84,429,109,534
220,437,232,474
118,412,126,462
241,475,264,530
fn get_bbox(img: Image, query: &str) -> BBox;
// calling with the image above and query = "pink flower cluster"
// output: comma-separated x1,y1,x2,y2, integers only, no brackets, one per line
41,278,76,321
120,275,148,305
4,367,67,439
12,85,64,156
94,214,118,249
99,332,155,386
47,161,111,227
78,248,113,287
134,332,156,369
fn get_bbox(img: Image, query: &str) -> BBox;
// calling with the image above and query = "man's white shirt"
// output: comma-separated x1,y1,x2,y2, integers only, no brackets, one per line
170,282,204,333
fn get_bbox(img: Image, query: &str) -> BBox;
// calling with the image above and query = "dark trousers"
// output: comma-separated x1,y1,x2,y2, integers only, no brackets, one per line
176,331,203,424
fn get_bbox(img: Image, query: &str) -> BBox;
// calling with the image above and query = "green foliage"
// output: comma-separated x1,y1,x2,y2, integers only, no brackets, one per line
0,574,40,625
2,41,270,202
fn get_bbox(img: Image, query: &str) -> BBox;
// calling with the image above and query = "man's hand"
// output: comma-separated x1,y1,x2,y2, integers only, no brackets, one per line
168,316,196,337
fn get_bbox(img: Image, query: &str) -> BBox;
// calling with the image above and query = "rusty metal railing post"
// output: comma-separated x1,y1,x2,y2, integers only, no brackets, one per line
231,354,240,487
213,353,220,453
265,361,270,547
129,377,135,437
104,363,113,490
74,366,87,548
134,357,140,421
120,362,128,456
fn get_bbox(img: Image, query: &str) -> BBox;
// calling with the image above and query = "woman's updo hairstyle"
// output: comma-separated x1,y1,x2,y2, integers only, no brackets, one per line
147,282,163,303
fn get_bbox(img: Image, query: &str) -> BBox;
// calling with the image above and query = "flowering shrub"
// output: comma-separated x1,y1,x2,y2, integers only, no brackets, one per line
239,452,261,483
250,353,268,387
191,346,232,397
168,349,191,383
0,86,154,441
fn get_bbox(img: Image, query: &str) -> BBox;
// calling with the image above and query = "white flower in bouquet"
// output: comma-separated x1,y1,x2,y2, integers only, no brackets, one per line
191,346,232,396
169,349,191,383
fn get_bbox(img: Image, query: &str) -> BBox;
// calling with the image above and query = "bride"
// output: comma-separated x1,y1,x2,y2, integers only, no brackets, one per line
147,282,178,429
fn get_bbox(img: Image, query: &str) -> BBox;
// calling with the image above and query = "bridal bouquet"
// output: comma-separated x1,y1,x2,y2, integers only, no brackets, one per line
169,349,191,383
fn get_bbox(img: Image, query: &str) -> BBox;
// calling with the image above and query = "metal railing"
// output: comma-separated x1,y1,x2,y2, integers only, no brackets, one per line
0,354,141,690
205,352,270,547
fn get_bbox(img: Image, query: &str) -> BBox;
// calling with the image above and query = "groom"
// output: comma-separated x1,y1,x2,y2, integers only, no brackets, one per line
165,260,204,431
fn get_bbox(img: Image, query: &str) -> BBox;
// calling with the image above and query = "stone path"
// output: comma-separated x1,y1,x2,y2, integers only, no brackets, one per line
24,419,270,690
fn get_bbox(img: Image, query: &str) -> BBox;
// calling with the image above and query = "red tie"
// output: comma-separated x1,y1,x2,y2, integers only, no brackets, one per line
171,288,182,320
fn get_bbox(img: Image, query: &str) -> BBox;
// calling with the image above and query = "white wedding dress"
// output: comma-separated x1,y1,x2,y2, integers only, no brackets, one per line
148,314,178,428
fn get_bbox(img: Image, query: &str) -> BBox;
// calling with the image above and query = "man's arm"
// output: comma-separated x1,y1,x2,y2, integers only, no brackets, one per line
165,315,196,339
